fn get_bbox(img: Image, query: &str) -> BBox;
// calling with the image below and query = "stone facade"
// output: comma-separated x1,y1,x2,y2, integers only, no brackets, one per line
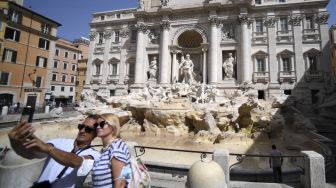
85,0,331,104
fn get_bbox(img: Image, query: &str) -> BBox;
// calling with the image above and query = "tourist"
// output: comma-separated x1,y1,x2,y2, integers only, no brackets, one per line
269,144,283,183
92,113,131,188
8,114,101,188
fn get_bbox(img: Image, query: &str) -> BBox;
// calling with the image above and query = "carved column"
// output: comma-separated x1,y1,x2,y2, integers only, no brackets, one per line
159,20,170,85
317,12,330,73
84,31,97,88
238,14,251,82
134,22,147,86
102,30,113,85
290,14,304,82
171,50,178,83
265,17,277,84
202,47,208,83
209,15,220,84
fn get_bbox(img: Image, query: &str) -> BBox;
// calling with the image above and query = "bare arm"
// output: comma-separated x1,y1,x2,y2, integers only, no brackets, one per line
23,137,92,168
111,158,127,188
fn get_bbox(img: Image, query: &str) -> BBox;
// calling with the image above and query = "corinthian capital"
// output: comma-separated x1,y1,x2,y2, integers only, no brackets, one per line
161,20,170,30
265,17,277,28
209,16,222,28
316,12,329,25
89,32,97,41
135,23,148,33
103,31,112,39
290,15,302,26
120,28,130,38
238,15,249,25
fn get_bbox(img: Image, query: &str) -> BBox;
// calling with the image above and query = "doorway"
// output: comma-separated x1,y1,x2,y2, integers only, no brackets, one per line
26,95,37,109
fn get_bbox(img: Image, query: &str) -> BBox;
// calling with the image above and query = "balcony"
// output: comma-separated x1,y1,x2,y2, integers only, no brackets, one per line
302,29,320,41
276,30,293,43
91,75,103,84
107,75,119,84
124,75,134,84
253,72,269,83
305,71,323,82
278,71,296,83
252,32,268,44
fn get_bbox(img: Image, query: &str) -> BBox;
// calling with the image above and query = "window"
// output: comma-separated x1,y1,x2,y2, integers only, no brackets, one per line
41,23,50,34
83,80,85,85
112,64,118,75
115,31,120,42
110,90,115,96
131,30,137,42
70,87,73,92
255,20,263,33
279,17,288,32
35,56,48,68
53,61,58,68
0,72,9,85
256,58,266,72
305,15,314,30
284,90,291,95
62,75,66,82
76,81,79,86
71,76,75,83
282,57,291,72
51,86,55,91
61,86,65,92
4,27,20,42
52,74,57,81
64,52,69,58
73,54,77,60
35,76,42,87
55,49,59,56
3,48,17,63
255,0,261,4
116,14,121,19
308,56,317,71
63,62,68,70
72,64,76,71
8,9,21,23
279,0,286,2
95,64,101,75
38,38,50,50
129,63,135,76
100,15,105,20
98,32,104,44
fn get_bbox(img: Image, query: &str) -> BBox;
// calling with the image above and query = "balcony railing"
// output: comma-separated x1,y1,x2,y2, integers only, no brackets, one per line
305,70,323,82
91,74,103,84
278,71,296,83
107,74,119,84
252,32,267,43
276,30,293,42
253,72,269,83
302,29,320,41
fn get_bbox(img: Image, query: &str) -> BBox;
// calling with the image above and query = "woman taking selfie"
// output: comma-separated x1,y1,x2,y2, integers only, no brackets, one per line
91,113,131,188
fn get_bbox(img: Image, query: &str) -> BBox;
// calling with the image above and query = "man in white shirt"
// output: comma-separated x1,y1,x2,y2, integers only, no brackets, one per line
8,114,101,188
269,144,283,183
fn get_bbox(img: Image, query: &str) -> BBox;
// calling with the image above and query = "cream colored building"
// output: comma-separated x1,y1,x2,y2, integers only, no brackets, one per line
85,0,331,104
0,1,60,109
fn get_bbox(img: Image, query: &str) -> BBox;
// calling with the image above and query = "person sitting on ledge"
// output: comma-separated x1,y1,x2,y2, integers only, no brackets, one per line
8,114,101,188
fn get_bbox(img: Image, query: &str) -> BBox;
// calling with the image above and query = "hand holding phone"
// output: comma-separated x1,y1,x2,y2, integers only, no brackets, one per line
20,107,34,123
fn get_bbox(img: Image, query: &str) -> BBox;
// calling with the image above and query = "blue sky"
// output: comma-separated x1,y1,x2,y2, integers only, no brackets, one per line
24,0,336,41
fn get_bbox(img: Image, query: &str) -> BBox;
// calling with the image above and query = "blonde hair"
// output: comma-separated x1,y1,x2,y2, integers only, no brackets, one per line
99,113,120,137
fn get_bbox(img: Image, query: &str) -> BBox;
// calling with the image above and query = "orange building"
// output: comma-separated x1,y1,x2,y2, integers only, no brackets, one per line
0,1,60,109
73,38,89,102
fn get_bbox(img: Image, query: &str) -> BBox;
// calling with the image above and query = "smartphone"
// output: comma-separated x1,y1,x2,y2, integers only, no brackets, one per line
20,107,34,123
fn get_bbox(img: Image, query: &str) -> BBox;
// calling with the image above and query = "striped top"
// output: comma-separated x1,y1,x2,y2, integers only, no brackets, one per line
92,139,131,188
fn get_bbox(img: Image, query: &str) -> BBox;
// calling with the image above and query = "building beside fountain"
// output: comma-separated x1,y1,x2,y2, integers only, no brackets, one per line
85,0,331,104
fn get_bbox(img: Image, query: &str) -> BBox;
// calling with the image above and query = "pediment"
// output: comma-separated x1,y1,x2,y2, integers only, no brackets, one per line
92,58,103,64
304,48,321,55
278,49,295,56
109,57,120,64
253,50,268,57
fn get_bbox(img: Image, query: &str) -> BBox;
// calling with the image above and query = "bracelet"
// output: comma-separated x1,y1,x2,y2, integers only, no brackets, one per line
47,146,55,154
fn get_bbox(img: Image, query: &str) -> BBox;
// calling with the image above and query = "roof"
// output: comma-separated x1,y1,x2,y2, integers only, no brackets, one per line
9,1,61,26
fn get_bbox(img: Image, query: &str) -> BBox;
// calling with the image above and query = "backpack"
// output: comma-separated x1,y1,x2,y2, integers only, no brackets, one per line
128,157,151,188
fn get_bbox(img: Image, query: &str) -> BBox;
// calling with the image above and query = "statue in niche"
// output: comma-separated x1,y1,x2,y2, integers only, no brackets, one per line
138,0,144,9
149,31,159,44
179,54,195,84
161,0,169,6
223,53,235,79
148,56,158,79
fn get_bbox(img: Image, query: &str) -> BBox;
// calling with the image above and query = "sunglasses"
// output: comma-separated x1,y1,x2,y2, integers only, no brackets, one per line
94,121,107,129
77,124,96,133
